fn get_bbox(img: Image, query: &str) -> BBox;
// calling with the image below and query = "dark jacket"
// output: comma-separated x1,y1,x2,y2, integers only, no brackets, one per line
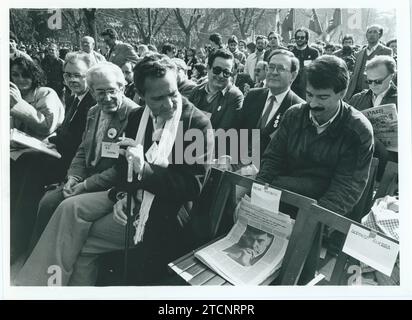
348,82,397,111
178,79,197,99
234,73,255,95
239,88,304,156
257,101,374,216
49,91,96,171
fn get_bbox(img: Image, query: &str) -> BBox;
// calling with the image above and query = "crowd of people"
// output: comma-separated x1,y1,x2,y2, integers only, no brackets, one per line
9,22,398,286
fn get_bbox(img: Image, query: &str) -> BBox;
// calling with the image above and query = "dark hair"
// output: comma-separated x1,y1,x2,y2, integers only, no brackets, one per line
133,53,177,95
386,39,397,48
227,35,238,45
10,31,18,43
306,55,349,93
147,44,158,52
161,43,176,55
209,33,223,47
239,40,247,47
101,28,118,40
193,63,207,77
267,49,300,73
207,48,233,68
10,57,46,90
342,34,354,45
294,27,309,41
246,42,256,52
324,44,335,52
267,31,281,40
255,35,266,43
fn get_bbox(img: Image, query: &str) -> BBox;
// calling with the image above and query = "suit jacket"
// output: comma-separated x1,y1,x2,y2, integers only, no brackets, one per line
348,82,397,111
345,44,393,100
49,91,96,171
234,73,255,94
67,96,138,191
189,82,244,131
239,88,304,155
108,41,139,67
113,97,214,251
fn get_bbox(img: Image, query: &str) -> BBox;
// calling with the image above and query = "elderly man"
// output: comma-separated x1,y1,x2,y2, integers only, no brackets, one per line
101,28,139,67
257,55,373,217
28,62,139,249
15,54,214,286
189,48,243,131
239,49,303,159
171,57,197,99
244,35,266,81
345,25,393,100
79,36,106,64
291,28,319,99
349,55,398,180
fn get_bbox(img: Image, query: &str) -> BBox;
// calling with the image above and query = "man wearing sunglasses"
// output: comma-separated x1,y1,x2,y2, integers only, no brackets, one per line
345,24,393,100
349,55,397,180
291,28,319,99
189,48,243,131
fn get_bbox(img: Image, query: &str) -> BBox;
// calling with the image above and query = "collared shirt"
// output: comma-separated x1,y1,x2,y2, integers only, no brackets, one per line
261,89,289,126
205,82,229,103
373,86,391,107
309,103,341,134
75,91,88,103
366,43,379,56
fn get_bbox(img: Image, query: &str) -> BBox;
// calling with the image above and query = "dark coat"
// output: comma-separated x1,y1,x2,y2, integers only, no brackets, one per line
348,82,397,111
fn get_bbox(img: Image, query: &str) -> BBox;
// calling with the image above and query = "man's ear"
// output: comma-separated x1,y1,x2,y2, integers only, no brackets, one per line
290,70,298,83
338,88,347,100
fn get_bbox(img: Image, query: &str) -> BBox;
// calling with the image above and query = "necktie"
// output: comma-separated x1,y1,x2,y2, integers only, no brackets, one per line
62,96,80,127
92,112,111,165
259,95,277,129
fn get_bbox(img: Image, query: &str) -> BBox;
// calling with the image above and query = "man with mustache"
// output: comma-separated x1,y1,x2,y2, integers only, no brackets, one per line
257,55,374,217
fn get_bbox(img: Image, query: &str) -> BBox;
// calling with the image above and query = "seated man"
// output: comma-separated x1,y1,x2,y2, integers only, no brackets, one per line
29,62,139,248
348,55,398,180
257,55,374,216
15,54,214,286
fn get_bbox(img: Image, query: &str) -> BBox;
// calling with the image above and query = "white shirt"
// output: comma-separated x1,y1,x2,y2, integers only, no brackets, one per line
244,50,265,81
261,89,289,127
373,86,391,107
309,104,341,134
366,44,379,56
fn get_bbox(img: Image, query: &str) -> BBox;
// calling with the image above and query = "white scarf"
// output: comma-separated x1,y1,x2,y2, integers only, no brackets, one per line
133,94,183,243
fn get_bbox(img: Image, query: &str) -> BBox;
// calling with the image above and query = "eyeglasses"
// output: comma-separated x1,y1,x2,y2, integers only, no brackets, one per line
268,37,279,41
295,36,306,40
255,68,261,72
63,72,86,80
366,74,390,85
268,64,289,73
212,66,232,78
94,88,122,98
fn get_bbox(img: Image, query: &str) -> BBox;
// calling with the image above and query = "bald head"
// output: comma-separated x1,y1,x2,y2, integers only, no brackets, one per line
81,36,95,53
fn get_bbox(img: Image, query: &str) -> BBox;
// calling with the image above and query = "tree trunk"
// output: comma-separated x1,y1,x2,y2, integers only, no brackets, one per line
83,9,97,41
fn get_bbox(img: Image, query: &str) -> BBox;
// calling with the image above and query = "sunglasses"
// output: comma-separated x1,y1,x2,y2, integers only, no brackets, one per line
268,37,279,40
366,74,390,85
212,66,232,78
295,36,306,40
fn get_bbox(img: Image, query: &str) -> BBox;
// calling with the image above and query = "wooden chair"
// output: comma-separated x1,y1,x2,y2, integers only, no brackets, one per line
168,170,318,285
280,203,399,285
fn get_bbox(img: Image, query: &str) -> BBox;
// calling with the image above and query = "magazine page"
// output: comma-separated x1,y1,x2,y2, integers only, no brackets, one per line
195,198,293,285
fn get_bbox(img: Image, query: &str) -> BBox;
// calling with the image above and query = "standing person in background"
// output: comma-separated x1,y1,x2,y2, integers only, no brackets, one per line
244,35,266,82
209,33,224,51
291,28,319,99
263,32,286,62
238,40,248,57
79,36,106,65
227,35,246,66
185,47,198,79
101,28,139,67
254,61,268,88
333,34,356,75
41,43,65,100
161,43,177,58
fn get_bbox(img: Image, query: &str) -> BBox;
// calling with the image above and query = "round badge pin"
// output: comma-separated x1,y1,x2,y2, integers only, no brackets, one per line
107,128,117,139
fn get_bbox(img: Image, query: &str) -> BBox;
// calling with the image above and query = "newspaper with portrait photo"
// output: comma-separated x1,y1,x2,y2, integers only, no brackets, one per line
194,196,294,285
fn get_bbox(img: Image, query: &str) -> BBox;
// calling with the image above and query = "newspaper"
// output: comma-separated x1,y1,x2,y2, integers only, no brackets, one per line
194,197,294,285
10,128,61,160
361,104,398,152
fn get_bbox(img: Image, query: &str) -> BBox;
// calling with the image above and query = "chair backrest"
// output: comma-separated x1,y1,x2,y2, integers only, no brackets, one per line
279,203,399,285
374,161,398,200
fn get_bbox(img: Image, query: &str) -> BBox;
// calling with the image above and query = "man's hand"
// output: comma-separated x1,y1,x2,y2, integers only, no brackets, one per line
118,138,145,174
70,181,87,197
113,196,136,226
62,176,79,198
10,82,22,108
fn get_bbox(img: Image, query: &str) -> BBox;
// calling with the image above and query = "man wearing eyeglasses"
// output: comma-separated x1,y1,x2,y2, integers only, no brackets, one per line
345,25,393,100
189,48,243,131
254,61,268,88
239,49,303,159
291,28,319,99
27,62,139,251
263,31,287,63
348,55,397,180
257,55,373,218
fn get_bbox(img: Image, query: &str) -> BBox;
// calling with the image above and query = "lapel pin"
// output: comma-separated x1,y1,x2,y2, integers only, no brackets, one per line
217,105,222,112
107,128,117,139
